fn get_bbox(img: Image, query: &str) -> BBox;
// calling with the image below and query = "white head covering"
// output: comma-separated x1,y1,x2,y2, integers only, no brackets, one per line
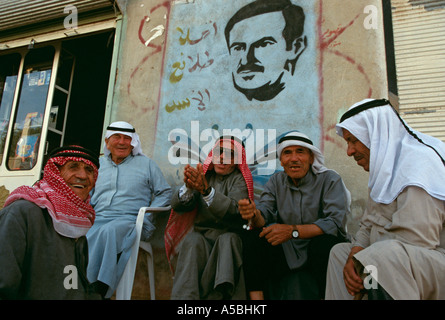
336,98,445,204
277,131,328,174
104,121,144,157
277,131,352,226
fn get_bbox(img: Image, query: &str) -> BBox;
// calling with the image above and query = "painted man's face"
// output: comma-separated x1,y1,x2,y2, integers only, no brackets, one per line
228,11,303,101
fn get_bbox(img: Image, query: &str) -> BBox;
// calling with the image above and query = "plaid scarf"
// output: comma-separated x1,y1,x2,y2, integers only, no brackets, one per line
4,146,99,238
164,138,254,273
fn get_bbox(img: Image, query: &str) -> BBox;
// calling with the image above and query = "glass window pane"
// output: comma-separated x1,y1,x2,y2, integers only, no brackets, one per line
55,49,74,90
0,53,21,165
49,89,68,132
7,46,54,171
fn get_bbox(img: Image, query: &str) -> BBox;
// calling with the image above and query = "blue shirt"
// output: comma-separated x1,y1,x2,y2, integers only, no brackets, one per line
87,154,172,296
91,154,172,215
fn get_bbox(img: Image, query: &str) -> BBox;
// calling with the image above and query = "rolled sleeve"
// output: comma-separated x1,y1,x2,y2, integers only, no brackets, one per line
313,177,348,237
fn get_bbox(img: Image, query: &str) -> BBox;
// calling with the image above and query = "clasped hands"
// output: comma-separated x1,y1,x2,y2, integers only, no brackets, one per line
183,164,209,195
238,199,292,246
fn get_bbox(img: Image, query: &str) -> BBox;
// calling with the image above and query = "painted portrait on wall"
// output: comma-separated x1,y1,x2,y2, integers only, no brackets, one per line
225,0,307,102
152,0,320,188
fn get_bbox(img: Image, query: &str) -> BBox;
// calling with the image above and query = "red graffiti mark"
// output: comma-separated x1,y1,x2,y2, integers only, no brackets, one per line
127,1,172,114
317,1,325,151
323,124,344,149
138,16,150,46
331,49,373,99
318,1,372,151
320,13,360,51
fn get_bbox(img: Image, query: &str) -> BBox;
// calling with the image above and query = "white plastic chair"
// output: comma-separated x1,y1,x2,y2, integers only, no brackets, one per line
115,205,171,300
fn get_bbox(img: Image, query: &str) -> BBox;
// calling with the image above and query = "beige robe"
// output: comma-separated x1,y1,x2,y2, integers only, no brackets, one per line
326,186,445,300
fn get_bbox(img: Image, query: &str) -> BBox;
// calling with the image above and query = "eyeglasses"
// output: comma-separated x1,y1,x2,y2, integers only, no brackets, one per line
213,147,236,162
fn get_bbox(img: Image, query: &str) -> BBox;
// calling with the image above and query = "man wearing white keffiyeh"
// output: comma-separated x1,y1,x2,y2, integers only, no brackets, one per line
239,131,350,299
86,121,172,298
326,98,445,300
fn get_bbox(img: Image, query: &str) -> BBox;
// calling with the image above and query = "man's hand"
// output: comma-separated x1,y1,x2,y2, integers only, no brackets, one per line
259,224,293,246
183,163,208,194
343,246,365,296
238,199,256,220
238,199,265,228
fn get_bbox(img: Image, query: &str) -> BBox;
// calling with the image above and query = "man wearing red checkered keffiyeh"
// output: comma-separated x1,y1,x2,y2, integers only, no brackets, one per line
165,136,253,300
5,145,99,238
0,145,101,299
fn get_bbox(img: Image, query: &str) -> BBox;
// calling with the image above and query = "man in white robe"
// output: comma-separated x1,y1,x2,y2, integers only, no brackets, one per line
325,99,445,300
87,122,171,298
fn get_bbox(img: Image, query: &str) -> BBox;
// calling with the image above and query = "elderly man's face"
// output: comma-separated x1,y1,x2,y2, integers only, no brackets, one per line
105,133,133,164
342,129,370,172
280,145,313,183
228,11,294,91
59,161,95,201
212,141,237,176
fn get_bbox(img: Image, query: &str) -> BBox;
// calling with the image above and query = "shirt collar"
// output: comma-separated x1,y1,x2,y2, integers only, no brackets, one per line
285,168,315,189
107,153,134,166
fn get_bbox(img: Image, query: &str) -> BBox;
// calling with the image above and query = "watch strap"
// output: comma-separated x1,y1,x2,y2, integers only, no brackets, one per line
202,186,212,197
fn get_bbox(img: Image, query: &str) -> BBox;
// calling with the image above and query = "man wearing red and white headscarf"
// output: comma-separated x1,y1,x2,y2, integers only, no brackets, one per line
0,145,101,299
165,135,254,300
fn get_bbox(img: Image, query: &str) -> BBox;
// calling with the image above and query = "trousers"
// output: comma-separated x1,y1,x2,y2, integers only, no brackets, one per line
241,230,345,299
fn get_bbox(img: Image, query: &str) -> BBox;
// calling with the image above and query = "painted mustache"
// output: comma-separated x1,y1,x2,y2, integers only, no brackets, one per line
237,62,264,74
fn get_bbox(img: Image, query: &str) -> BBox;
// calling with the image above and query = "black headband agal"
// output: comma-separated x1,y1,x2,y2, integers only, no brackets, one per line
340,98,445,166
340,99,390,123
106,125,136,133
278,135,313,146
49,146,100,169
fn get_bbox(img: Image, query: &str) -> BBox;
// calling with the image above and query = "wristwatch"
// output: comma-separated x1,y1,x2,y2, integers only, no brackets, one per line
202,186,212,197
292,227,299,239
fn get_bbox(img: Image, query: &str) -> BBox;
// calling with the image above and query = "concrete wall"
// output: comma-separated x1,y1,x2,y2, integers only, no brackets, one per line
110,0,389,299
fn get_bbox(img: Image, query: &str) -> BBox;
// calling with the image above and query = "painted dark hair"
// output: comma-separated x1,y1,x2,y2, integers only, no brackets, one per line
224,0,305,52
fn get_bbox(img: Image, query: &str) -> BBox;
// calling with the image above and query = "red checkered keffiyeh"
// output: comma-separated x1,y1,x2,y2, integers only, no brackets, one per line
4,146,99,238
164,137,254,273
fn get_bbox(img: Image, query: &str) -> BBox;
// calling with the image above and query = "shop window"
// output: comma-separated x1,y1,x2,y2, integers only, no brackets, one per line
0,53,21,166
7,46,54,170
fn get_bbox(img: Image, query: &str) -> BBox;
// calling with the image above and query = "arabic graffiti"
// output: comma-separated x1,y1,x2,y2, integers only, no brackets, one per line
188,51,214,73
177,23,217,45
192,89,210,111
164,22,217,113
165,98,190,113
169,59,185,83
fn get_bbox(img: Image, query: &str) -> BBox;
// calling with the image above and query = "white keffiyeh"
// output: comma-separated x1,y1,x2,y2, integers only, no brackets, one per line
336,99,445,204
104,121,144,157
277,131,328,174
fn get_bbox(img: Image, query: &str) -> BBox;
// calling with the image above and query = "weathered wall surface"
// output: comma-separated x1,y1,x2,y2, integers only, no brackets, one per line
111,0,389,299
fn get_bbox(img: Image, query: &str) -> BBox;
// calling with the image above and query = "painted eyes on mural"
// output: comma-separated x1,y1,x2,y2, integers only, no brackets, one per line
255,38,277,49
230,43,246,52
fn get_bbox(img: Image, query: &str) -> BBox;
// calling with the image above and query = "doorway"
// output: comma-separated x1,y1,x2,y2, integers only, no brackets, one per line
0,29,115,190
55,30,115,156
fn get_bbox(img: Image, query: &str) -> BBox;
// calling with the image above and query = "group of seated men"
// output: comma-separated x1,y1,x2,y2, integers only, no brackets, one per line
0,98,445,300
